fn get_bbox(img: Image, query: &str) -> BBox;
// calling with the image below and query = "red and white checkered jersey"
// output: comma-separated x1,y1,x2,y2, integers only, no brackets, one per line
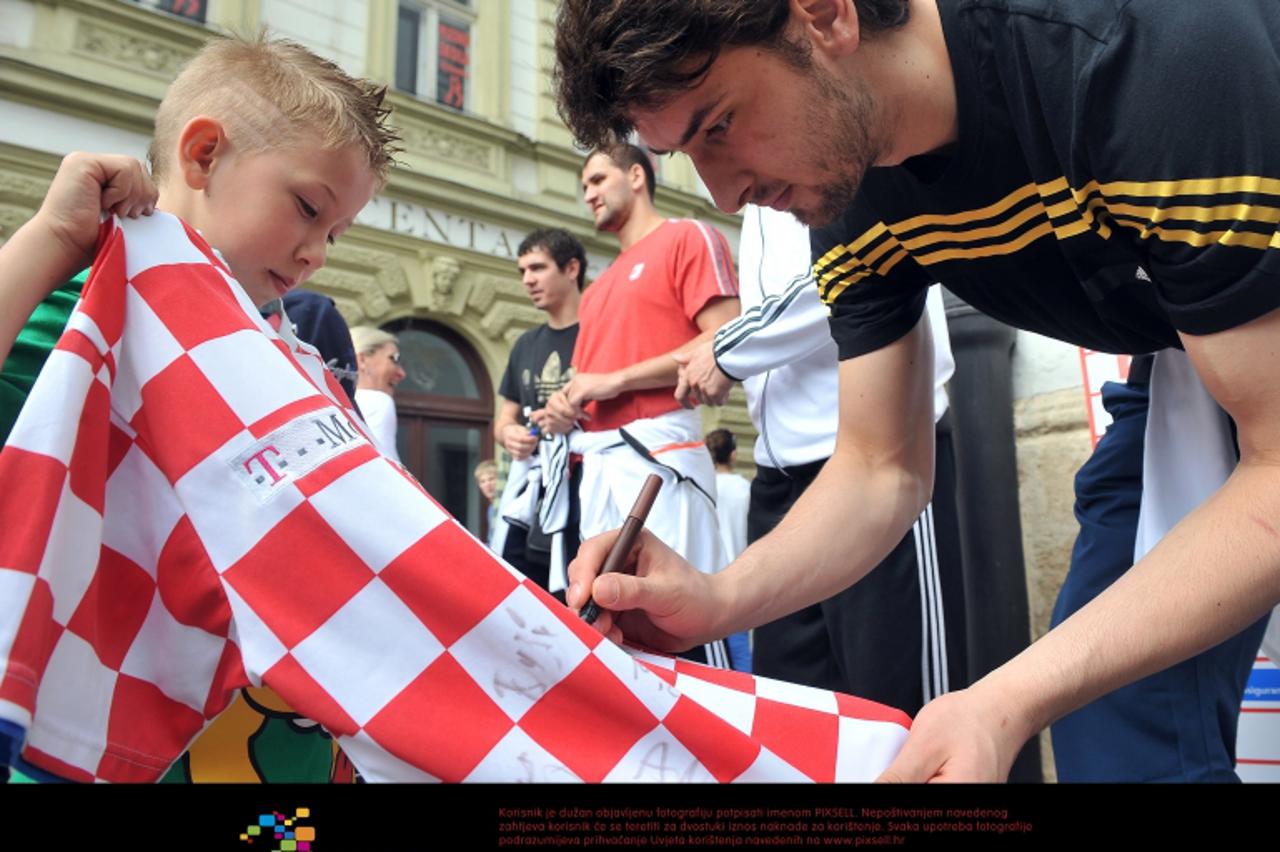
0,213,909,782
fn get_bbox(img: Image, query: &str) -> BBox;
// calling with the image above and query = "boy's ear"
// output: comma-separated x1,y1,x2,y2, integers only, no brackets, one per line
175,116,229,191
790,0,861,58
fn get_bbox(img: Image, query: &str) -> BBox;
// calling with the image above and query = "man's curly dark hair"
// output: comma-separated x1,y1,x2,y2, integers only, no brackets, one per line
554,0,909,149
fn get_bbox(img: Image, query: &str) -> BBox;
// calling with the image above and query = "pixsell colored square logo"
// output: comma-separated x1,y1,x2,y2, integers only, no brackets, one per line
239,808,316,851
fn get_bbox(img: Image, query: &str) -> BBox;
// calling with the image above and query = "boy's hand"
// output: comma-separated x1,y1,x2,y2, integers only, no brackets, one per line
34,153,157,268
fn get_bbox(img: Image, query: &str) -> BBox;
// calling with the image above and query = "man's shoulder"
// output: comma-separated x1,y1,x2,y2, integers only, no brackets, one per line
666,218,729,246
509,322,553,354
958,0,1228,56
955,0,1127,39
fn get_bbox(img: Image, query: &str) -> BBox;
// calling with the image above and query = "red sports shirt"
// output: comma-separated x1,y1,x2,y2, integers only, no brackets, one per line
574,220,738,431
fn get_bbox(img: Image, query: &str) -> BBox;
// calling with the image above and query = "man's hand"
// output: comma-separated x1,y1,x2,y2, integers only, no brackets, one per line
529,405,575,436
34,153,157,270
499,422,538,460
566,528,727,651
875,686,1028,783
563,372,624,407
0,152,158,368
544,372,623,426
673,342,734,408
544,387,583,429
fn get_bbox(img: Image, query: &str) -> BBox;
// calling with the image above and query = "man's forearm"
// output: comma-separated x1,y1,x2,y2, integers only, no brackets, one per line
705,446,931,639
702,316,938,638
976,458,1280,751
493,409,520,443
609,328,718,395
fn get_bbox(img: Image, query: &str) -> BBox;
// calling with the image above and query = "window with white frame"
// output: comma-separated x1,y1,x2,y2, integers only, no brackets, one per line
395,0,475,112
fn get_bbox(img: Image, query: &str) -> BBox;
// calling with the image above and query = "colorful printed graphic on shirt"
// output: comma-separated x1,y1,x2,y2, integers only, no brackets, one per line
520,350,574,408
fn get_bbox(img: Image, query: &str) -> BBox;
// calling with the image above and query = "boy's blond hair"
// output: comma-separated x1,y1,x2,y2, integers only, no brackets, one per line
149,33,399,185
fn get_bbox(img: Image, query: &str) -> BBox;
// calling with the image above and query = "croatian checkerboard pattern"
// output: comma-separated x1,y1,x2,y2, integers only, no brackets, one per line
0,213,908,782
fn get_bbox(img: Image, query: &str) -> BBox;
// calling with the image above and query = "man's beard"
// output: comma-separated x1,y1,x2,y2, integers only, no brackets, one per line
791,69,882,228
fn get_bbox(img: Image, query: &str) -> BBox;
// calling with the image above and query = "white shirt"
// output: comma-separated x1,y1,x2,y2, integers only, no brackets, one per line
355,387,401,462
716,206,954,469
715,471,752,560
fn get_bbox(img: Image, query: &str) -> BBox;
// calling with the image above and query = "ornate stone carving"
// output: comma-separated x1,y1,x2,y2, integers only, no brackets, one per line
332,246,409,296
399,122,493,171
332,297,364,326
466,276,522,314
72,20,193,78
363,290,392,320
466,278,497,313
307,269,368,295
432,256,461,296
308,245,411,322
479,301,542,341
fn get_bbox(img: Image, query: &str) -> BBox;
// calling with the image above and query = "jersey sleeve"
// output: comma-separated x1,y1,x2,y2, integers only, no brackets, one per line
812,202,931,361
1079,1,1280,336
713,272,831,380
672,221,740,321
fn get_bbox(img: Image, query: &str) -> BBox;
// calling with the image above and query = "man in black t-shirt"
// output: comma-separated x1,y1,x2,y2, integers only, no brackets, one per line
554,0,1280,782
492,229,586,592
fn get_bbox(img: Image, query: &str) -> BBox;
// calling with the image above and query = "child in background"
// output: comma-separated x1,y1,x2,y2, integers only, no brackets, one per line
473,458,499,539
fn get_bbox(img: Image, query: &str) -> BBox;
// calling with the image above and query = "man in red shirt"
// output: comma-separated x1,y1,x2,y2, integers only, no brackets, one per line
544,144,740,666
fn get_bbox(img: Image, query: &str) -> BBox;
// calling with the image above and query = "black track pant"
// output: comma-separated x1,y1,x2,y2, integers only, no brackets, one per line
750,418,968,716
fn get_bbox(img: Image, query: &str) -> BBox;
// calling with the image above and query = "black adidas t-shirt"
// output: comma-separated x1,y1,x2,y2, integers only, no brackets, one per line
498,323,578,416
814,0,1280,360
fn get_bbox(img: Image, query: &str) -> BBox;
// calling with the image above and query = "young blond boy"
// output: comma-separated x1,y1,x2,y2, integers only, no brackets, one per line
0,35,395,783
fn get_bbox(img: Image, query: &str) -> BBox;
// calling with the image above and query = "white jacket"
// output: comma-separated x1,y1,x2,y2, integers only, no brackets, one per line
716,206,954,469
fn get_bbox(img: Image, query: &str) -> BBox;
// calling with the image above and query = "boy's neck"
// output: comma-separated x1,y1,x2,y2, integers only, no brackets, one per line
154,183,192,224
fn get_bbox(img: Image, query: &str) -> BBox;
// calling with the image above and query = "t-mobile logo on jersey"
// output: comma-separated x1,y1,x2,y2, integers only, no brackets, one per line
229,408,370,503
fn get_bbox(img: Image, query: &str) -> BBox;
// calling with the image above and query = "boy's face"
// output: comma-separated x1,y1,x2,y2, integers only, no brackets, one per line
476,470,497,501
183,139,377,307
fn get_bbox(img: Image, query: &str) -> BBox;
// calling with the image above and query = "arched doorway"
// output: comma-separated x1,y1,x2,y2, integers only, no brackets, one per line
384,319,494,537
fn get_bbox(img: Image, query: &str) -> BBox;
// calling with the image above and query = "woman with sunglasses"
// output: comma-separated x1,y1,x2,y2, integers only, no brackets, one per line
351,326,407,462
